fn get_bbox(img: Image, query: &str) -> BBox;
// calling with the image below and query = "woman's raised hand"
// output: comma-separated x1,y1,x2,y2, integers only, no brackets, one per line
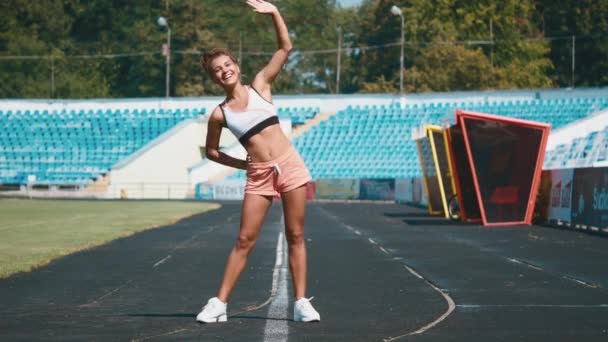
245,0,278,15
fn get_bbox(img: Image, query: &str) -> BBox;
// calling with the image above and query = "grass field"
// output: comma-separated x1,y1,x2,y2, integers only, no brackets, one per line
0,199,220,279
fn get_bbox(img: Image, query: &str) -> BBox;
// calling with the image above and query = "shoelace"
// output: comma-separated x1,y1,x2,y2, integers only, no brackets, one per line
297,297,315,309
202,299,224,311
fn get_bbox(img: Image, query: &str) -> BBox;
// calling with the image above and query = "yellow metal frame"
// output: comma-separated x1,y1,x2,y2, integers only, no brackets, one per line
417,125,459,218
441,129,458,196
416,126,442,215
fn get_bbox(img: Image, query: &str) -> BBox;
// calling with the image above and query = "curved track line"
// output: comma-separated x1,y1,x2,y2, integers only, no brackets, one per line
131,328,189,342
383,264,455,341
317,206,456,341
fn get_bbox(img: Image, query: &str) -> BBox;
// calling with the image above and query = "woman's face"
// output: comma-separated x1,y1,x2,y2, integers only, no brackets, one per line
210,54,240,87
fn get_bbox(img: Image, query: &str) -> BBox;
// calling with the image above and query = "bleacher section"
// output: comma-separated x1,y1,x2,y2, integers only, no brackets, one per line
0,106,319,186
307,98,608,179
223,97,608,180
3,94,607,186
0,108,204,185
278,106,319,125
544,111,608,169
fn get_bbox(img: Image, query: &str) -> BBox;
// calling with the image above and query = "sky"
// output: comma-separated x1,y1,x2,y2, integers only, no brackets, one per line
337,0,363,8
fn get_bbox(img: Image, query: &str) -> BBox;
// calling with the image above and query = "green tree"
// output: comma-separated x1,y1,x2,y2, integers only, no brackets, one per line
351,0,553,93
536,0,608,87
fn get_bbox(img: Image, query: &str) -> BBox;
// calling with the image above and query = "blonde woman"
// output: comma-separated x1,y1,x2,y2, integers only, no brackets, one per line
196,0,320,323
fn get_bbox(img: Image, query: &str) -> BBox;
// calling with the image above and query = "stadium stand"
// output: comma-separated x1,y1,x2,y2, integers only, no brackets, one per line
0,106,319,186
2,95,607,186
278,106,319,126
0,108,204,185
224,97,608,180
544,110,608,169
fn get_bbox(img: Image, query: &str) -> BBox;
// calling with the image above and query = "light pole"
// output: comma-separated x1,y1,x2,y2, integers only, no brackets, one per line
336,26,342,94
390,5,404,96
157,16,171,98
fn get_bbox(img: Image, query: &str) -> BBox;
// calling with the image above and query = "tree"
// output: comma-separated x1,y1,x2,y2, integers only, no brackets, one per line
351,0,553,93
536,0,608,87
405,44,498,92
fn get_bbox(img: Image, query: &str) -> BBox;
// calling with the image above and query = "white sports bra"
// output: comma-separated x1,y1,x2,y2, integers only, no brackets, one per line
220,86,279,145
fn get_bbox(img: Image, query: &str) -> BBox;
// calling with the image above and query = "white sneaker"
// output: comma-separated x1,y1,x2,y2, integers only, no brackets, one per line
196,297,227,323
294,297,320,322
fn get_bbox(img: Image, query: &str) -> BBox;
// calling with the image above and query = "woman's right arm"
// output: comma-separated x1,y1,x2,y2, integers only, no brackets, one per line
205,107,248,170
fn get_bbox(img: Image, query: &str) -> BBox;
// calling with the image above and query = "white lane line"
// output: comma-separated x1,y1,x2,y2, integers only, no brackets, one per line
379,246,389,255
263,230,289,342
507,258,544,271
384,264,456,341
317,206,456,340
457,304,608,308
130,328,190,342
508,257,599,288
153,255,172,268
227,217,288,316
79,280,134,308
561,275,599,288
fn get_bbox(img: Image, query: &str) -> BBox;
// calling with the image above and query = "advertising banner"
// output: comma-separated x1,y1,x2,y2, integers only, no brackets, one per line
359,179,395,201
571,168,608,229
195,183,214,200
214,180,246,200
395,178,413,203
315,179,360,200
195,180,245,200
547,169,574,223
395,177,427,206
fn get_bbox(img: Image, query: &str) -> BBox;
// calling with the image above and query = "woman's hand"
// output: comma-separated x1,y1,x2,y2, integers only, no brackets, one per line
245,0,278,15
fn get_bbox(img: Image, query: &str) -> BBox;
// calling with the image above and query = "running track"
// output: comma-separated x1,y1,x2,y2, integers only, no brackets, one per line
1,201,608,341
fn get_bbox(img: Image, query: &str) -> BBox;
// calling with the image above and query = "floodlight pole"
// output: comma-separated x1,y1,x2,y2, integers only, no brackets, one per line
165,27,171,98
336,26,342,94
399,13,404,96
158,17,171,98
391,5,405,96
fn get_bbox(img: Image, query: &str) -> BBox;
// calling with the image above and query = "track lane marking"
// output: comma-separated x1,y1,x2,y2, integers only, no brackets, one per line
508,257,600,288
317,206,456,340
263,229,289,341
152,255,171,268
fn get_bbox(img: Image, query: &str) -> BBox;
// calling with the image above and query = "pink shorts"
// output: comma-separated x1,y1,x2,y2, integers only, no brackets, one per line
245,145,312,197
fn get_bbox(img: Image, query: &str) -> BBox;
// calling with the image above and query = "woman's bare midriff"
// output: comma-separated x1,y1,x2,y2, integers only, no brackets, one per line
244,124,292,162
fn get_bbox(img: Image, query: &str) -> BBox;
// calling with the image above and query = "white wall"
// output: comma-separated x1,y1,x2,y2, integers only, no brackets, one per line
107,118,238,199
546,108,608,151
106,117,291,199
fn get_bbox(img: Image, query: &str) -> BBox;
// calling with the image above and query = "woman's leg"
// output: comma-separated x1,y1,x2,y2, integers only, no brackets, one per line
281,184,308,300
217,193,273,302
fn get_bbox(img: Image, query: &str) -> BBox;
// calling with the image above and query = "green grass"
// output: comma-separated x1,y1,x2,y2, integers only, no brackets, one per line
0,199,220,279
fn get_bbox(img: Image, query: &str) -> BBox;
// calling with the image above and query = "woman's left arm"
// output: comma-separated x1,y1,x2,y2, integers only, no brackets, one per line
246,0,292,97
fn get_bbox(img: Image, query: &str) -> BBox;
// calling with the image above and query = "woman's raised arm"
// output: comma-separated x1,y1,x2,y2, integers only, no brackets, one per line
246,0,292,97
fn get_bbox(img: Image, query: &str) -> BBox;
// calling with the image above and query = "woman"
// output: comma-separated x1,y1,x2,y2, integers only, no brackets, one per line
196,0,320,323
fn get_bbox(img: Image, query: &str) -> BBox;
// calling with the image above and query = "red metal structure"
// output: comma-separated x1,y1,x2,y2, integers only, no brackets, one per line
449,110,551,226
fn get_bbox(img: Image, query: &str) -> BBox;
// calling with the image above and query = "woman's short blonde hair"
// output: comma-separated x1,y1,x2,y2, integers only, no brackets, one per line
200,48,239,78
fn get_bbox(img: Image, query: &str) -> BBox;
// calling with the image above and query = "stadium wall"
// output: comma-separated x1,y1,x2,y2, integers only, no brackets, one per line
538,167,608,236
108,117,238,199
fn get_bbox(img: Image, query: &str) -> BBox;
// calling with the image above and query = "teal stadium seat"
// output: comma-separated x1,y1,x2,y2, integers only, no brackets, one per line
292,97,608,179
0,107,207,185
